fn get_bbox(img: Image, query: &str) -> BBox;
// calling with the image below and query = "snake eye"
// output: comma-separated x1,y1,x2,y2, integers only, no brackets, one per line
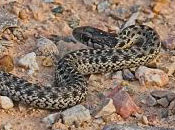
81,33,92,43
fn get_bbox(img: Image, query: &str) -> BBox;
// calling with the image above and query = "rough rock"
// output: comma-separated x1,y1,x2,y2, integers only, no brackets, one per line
162,36,175,50
141,115,149,125
61,105,91,125
0,55,14,72
42,56,54,67
42,112,61,127
145,94,157,107
52,5,64,14
151,90,172,99
151,90,175,102
35,37,59,57
18,52,39,74
108,87,140,119
95,98,116,118
112,71,123,85
157,97,169,107
122,69,135,81
0,96,14,109
157,56,175,76
1,123,13,130
168,99,175,111
83,0,97,5
135,66,169,87
97,1,110,13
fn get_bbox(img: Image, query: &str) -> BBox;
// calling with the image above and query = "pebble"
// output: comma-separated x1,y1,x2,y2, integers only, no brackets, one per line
112,71,123,85
1,123,13,130
145,94,157,107
157,56,175,76
0,55,14,72
42,112,61,127
43,0,54,2
61,105,91,125
52,5,64,14
36,37,59,57
83,0,97,5
97,1,110,13
157,97,169,107
151,90,170,99
122,69,135,81
0,96,14,109
42,56,54,67
135,66,169,87
108,87,140,119
162,36,175,50
67,15,80,29
95,98,116,118
168,99,175,110
18,52,39,75
19,9,29,20
141,115,149,125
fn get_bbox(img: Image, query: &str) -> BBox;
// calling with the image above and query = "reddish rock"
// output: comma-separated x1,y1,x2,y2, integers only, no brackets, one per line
108,87,140,119
135,66,169,87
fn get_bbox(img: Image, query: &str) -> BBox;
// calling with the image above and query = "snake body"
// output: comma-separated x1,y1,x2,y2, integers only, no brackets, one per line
0,25,161,110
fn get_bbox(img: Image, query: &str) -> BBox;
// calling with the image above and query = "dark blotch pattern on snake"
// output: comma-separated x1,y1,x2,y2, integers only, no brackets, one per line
0,25,161,110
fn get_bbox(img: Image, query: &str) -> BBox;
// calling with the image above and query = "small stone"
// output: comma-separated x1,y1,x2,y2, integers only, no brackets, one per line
42,112,61,127
19,9,29,20
167,93,175,102
1,123,13,130
61,105,91,125
145,94,157,107
83,0,97,5
122,69,135,81
52,5,64,14
168,99,175,110
135,66,169,87
112,71,123,85
0,96,14,109
93,118,104,124
36,37,59,57
157,56,175,76
108,87,140,119
162,36,175,50
43,0,54,2
160,108,169,118
97,1,110,13
42,56,54,67
67,16,80,29
95,98,116,118
0,55,14,72
141,115,149,125
157,97,169,107
18,52,39,74
151,90,170,99
153,0,170,14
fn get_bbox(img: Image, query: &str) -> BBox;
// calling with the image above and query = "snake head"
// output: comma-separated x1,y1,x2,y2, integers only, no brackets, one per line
72,26,118,49
72,26,94,44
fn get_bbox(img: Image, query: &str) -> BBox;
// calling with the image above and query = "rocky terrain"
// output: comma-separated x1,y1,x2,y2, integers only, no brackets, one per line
0,0,175,130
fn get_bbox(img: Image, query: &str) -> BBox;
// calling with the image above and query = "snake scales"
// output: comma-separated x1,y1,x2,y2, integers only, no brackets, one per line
0,25,161,110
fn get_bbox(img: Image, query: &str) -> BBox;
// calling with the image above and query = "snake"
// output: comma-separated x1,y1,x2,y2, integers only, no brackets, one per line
0,24,161,110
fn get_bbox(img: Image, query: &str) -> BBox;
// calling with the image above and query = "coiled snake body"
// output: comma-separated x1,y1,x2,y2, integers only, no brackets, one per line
0,25,161,110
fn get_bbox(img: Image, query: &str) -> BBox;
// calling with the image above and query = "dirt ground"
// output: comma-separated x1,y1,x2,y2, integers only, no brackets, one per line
0,0,175,130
